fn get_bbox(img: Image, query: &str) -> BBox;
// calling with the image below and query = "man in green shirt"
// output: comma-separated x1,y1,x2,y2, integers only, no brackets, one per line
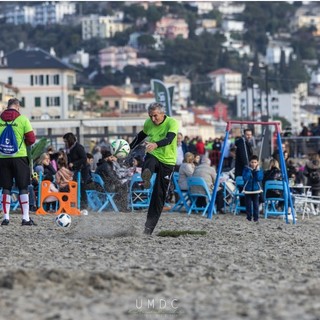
130,102,179,235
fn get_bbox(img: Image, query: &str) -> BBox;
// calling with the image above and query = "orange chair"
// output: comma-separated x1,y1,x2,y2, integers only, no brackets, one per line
36,180,80,215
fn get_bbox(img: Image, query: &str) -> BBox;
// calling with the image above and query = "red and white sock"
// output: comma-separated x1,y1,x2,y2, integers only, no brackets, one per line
19,194,29,221
2,194,11,220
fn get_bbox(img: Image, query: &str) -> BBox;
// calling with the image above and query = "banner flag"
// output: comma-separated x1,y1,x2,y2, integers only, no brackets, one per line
151,79,173,116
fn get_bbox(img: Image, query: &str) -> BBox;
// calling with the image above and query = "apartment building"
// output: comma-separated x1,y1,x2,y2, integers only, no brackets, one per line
208,68,242,99
163,75,191,109
81,13,131,40
290,4,320,35
99,46,149,71
155,17,189,39
0,45,79,119
5,2,75,25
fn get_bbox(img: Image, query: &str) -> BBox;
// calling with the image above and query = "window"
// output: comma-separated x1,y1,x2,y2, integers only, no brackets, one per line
21,97,25,107
30,75,34,86
46,75,49,85
115,100,119,108
39,75,44,85
46,96,61,106
8,77,12,85
53,74,60,85
35,97,41,107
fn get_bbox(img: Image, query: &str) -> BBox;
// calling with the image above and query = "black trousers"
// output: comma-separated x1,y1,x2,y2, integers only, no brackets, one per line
143,154,174,231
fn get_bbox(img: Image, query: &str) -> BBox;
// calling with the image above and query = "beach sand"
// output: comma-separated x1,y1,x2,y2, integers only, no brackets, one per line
0,210,319,320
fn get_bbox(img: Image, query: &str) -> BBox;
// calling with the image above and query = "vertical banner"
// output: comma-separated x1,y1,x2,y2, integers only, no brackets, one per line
151,79,174,116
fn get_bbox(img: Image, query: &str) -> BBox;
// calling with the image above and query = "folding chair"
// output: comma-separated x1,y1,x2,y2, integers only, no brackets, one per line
187,177,212,216
264,180,288,219
221,179,236,213
128,173,156,211
233,176,246,215
85,173,119,212
170,172,190,212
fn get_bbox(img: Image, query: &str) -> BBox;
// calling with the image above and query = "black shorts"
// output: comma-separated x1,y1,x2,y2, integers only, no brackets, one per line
0,157,30,190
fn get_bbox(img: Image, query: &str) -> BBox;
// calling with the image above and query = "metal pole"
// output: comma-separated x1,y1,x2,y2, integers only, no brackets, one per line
265,66,269,119
245,77,250,121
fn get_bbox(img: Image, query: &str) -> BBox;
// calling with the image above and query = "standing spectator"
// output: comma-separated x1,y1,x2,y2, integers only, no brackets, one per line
235,128,254,177
195,137,206,156
175,132,188,172
242,155,264,222
63,132,87,208
0,98,36,225
130,102,179,235
92,145,102,171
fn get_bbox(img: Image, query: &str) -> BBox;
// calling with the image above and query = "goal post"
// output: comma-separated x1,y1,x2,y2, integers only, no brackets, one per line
207,120,296,224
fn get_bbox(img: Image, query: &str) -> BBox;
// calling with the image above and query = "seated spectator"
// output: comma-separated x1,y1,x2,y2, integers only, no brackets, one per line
178,152,195,191
34,153,57,180
191,157,224,213
303,153,320,199
55,157,74,192
95,150,130,211
263,158,282,198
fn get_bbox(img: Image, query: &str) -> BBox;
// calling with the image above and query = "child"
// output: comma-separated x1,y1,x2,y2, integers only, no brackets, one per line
242,155,264,222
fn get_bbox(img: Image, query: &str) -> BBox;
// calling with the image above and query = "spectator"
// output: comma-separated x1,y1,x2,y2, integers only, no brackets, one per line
178,152,195,191
55,157,74,192
34,153,57,179
235,129,253,177
191,157,224,213
63,132,87,208
175,132,188,172
242,155,264,222
195,137,206,156
303,153,320,199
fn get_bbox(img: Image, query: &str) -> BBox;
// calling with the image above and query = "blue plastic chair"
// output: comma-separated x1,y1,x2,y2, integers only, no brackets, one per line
233,176,246,215
187,177,212,216
170,172,190,212
128,173,156,211
85,173,119,212
264,180,288,219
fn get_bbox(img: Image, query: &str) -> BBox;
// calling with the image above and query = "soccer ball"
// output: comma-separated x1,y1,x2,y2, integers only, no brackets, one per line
55,213,72,228
111,139,130,159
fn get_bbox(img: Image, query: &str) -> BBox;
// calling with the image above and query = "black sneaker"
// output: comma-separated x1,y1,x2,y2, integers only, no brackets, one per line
1,219,9,226
141,168,152,189
21,218,37,226
143,227,153,235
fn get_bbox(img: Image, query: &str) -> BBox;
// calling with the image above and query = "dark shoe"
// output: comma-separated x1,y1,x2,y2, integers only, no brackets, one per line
21,218,37,226
1,219,9,226
141,168,152,189
246,217,252,222
143,227,153,235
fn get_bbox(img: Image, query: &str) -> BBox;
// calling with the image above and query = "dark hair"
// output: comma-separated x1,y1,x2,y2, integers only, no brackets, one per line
7,98,20,108
244,128,252,134
101,150,112,159
86,152,93,159
63,132,77,148
250,155,259,161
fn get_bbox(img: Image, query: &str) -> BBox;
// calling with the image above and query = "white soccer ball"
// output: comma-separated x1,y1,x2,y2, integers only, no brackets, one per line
55,213,72,228
111,139,131,159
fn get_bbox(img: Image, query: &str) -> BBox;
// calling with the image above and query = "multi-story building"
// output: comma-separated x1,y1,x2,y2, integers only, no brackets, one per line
99,46,149,71
208,68,242,99
5,2,75,26
155,17,189,39
290,4,320,35
97,84,154,114
0,45,80,120
265,41,293,65
236,86,304,134
163,75,191,109
81,13,131,40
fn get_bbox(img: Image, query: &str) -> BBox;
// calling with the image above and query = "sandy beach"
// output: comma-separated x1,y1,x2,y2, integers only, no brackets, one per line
0,210,320,320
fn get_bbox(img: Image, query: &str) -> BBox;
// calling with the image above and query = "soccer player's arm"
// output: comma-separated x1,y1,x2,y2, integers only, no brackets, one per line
24,119,36,146
156,120,179,147
130,131,147,150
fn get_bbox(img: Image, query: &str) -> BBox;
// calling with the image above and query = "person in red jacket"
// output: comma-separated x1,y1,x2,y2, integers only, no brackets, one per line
195,137,205,156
